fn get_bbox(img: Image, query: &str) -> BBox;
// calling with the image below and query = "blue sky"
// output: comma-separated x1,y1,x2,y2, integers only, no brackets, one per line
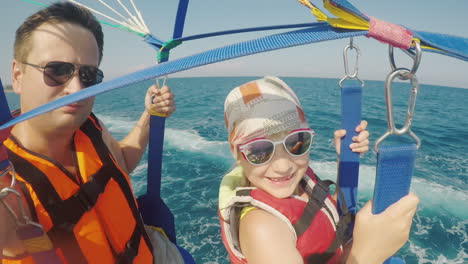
1,0,467,88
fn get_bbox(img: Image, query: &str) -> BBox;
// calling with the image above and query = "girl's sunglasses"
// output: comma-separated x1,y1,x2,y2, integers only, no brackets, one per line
238,128,314,166
23,61,104,88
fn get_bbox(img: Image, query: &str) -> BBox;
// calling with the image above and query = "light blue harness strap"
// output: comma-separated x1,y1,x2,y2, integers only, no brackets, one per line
412,31,468,62
337,84,361,240
373,144,417,264
0,25,367,131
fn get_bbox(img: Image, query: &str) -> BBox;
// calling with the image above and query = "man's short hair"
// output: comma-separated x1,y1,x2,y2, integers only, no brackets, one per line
14,1,104,64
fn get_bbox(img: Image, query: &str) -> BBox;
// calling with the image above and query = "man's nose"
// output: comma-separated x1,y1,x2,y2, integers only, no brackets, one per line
63,70,85,93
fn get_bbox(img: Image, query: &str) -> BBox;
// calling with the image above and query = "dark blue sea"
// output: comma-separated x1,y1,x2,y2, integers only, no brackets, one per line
5,77,467,263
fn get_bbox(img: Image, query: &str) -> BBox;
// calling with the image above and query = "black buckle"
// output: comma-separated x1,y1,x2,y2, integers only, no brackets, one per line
116,240,138,264
74,178,102,212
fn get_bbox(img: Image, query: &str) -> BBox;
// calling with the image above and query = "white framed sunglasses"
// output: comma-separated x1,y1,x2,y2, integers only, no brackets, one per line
238,128,314,166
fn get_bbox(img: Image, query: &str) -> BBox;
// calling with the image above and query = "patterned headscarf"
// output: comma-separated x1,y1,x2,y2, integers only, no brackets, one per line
224,76,309,159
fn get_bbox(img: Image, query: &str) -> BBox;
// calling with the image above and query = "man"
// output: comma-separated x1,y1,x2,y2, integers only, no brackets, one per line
0,2,183,263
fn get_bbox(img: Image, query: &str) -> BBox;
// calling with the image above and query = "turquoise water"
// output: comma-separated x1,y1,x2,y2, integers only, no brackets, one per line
5,77,467,263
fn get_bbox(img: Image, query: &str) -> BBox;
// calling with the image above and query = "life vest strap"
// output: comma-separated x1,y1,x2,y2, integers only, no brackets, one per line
116,225,142,264
293,179,333,237
82,114,154,254
50,167,110,225
305,179,354,263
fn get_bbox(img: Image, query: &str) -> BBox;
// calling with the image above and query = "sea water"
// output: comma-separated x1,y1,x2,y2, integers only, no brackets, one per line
5,77,467,263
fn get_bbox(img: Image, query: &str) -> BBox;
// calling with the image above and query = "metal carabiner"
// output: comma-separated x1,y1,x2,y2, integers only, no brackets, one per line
0,163,16,199
389,40,422,81
373,68,421,152
339,38,364,88
0,164,39,228
0,187,33,226
155,75,168,89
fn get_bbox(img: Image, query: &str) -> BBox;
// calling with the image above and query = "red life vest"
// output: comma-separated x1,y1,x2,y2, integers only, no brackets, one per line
3,113,153,264
218,166,349,264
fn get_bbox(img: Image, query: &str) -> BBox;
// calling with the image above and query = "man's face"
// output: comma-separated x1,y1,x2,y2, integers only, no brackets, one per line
12,22,100,132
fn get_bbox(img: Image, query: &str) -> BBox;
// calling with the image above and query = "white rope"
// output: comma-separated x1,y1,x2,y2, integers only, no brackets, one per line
94,0,142,31
114,0,148,34
136,9,150,33
129,0,150,33
67,0,143,34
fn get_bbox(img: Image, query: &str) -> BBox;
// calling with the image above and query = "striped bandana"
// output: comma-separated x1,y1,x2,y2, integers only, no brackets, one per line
224,76,309,159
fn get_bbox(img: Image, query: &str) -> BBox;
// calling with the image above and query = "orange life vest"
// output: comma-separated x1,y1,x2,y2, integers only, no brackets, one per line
2,113,153,264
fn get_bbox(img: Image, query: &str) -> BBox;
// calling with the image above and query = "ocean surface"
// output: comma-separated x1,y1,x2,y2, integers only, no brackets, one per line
5,77,467,263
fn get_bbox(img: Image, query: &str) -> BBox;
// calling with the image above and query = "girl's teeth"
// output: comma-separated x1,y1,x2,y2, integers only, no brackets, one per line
269,175,291,182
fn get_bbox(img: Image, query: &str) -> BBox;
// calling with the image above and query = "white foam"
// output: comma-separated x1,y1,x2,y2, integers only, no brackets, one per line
309,161,468,220
410,239,468,264
164,128,231,159
97,114,135,134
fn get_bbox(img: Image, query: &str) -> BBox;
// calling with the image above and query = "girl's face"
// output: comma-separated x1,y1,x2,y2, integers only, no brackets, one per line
238,131,310,199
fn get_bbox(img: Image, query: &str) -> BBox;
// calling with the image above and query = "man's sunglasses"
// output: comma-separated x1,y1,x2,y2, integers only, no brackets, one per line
23,61,104,88
238,129,314,166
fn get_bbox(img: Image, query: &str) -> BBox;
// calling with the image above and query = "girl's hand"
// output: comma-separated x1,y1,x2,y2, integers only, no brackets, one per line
333,120,369,156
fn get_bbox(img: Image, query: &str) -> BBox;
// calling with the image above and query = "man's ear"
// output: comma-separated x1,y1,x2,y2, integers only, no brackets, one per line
11,59,23,94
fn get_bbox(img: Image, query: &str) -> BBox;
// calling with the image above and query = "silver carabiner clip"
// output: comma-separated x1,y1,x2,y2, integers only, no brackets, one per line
389,40,422,81
339,38,364,88
155,75,168,89
0,162,16,199
373,68,421,152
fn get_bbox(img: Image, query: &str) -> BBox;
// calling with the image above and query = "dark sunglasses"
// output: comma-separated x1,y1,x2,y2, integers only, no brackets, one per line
238,129,314,166
22,61,104,88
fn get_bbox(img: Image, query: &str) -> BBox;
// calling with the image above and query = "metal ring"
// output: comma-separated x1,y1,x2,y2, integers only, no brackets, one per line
389,40,422,80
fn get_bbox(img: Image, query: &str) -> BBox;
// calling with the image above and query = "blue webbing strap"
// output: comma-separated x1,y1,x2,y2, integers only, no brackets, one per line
372,144,415,214
328,0,468,61
373,144,416,264
412,31,468,62
173,0,189,39
177,22,326,42
337,84,361,241
136,115,177,239
0,25,367,130
144,34,165,50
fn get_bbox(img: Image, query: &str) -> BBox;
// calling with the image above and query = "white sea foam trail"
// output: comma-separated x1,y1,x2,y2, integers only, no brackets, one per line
98,114,135,134
164,128,232,159
310,161,468,220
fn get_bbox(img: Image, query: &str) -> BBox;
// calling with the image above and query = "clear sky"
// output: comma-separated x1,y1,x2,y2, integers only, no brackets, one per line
1,0,467,88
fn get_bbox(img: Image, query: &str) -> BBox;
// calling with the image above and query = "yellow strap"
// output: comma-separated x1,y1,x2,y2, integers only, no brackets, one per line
298,0,369,30
239,206,256,220
323,0,369,30
150,109,168,117
22,234,54,254
147,225,169,239
297,0,327,22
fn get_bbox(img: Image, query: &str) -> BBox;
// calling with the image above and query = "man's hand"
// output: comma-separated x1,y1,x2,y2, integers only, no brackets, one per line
145,84,175,117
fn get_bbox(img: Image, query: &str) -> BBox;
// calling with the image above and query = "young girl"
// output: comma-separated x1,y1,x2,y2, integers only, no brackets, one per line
218,76,419,264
